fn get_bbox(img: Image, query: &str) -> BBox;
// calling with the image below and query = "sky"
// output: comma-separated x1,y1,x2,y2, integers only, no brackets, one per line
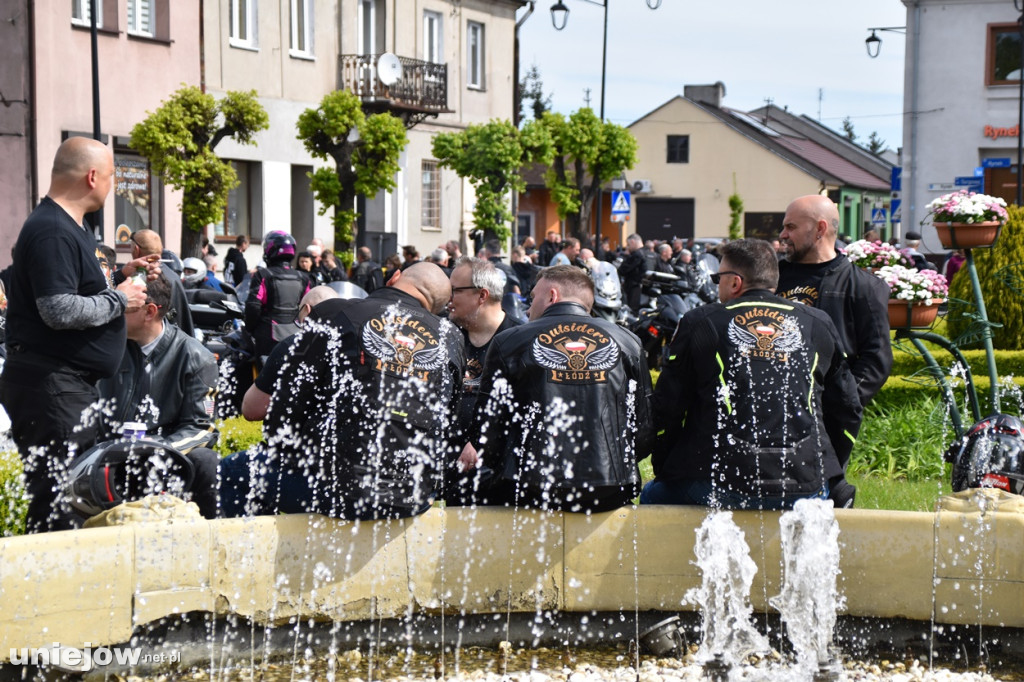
516,0,907,152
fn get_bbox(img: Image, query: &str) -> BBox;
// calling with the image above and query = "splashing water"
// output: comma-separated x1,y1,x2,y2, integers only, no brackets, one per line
685,511,769,666
770,498,843,675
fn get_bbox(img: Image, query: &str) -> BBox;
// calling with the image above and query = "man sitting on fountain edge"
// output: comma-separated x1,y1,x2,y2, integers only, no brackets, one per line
641,238,863,510
218,262,464,519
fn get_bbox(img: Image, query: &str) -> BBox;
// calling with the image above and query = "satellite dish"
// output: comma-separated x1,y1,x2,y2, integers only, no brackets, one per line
377,53,403,86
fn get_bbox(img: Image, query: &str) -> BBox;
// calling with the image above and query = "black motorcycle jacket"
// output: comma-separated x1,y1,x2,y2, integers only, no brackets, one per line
262,287,465,519
650,290,863,498
778,255,892,406
473,301,654,511
98,322,219,453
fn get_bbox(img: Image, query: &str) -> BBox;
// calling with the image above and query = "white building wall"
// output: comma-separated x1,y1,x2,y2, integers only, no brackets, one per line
903,0,1021,252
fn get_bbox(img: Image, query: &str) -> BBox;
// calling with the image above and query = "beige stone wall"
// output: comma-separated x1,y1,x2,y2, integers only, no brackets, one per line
3,497,1023,659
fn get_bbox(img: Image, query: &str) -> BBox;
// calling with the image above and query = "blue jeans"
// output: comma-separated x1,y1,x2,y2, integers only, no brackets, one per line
218,447,324,517
639,478,828,511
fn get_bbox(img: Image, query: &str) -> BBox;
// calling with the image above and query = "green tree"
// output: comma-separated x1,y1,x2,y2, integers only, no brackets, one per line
296,90,408,251
432,119,552,241
130,86,269,257
947,205,1024,350
841,116,857,142
519,63,553,123
867,131,886,155
727,175,744,241
539,108,638,246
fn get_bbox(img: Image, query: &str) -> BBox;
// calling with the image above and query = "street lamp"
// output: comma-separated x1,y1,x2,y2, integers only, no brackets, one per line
550,0,662,252
1015,0,1024,205
864,26,905,58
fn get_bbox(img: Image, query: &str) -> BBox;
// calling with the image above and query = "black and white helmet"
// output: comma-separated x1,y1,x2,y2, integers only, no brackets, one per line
947,414,1024,495
65,439,195,518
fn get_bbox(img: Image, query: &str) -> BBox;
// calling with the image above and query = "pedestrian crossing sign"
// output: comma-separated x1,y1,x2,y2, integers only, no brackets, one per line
611,190,631,215
871,208,887,224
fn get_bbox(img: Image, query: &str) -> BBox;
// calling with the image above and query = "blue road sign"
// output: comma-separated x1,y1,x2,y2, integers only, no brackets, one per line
891,167,902,192
871,208,887,225
982,158,1011,169
891,199,901,222
611,190,631,215
955,176,984,193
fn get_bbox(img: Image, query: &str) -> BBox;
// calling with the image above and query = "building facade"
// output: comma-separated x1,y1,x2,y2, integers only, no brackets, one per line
1,0,201,266
205,0,524,267
901,0,1023,253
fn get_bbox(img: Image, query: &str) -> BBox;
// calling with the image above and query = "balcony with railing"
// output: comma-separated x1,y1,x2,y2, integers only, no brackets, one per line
338,53,452,125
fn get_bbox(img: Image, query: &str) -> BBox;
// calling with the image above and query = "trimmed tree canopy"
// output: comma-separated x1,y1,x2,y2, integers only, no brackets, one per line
130,85,268,257
432,119,552,240
539,108,637,245
296,90,408,251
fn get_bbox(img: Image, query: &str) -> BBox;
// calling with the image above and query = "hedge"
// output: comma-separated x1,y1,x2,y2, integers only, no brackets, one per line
890,348,1024,383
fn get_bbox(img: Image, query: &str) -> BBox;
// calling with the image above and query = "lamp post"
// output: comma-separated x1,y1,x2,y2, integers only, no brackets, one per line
1015,0,1024,205
864,26,906,58
550,0,662,254
87,0,104,238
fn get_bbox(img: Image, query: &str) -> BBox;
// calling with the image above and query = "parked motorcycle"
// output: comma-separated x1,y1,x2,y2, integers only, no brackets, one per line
632,261,718,369
590,260,633,326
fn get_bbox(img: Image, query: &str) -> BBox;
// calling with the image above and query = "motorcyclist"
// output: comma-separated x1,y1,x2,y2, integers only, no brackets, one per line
243,231,311,359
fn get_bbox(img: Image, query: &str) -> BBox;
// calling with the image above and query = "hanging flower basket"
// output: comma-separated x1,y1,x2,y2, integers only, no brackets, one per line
926,190,1008,250
875,265,949,330
887,299,941,330
933,221,1002,250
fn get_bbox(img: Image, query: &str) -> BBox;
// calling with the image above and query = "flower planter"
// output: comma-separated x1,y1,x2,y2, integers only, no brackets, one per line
933,222,1002,250
887,299,941,330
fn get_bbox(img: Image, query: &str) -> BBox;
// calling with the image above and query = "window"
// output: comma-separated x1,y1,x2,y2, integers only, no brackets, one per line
424,11,443,64
667,135,690,164
421,160,441,231
359,0,384,56
127,0,153,37
987,23,1021,85
213,161,263,239
114,152,158,236
290,0,313,57
230,0,258,49
467,21,485,90
72,0,102,27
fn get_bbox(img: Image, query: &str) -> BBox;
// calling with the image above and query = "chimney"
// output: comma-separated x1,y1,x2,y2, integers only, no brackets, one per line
683,81,727,108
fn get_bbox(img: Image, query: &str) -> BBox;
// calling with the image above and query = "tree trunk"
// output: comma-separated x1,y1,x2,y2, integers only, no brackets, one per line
180,221,203,259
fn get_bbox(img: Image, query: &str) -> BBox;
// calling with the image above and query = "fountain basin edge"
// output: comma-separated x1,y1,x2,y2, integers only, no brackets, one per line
1,493,1022,662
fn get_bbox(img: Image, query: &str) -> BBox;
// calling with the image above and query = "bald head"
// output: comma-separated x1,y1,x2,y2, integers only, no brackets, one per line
52,137,110,179
298,285,340,323
390,262,452,314
131,229,163,257
780,194,840,264
47,137,114,223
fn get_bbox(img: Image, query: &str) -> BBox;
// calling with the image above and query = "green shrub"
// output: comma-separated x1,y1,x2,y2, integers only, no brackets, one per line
849,393,952,481
214,418,264,456
890,347,1024,378
0,450,27,536
946,205,1024,350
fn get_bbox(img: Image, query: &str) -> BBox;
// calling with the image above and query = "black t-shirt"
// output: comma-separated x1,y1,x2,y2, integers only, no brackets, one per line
7,197,126,376
457,312,521,439
776,255,844,308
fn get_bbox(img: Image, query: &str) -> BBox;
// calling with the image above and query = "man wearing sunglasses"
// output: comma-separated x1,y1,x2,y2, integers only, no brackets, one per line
643,239,862,511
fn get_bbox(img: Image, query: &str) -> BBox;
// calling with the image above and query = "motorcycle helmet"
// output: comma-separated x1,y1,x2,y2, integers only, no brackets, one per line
161,249,183,275
947,414,1024,495
65,439,195,518
263,230,297,264
181,257,207,288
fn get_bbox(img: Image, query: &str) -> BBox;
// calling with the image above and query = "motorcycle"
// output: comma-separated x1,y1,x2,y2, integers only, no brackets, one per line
590,260,633,327
632,260,719,369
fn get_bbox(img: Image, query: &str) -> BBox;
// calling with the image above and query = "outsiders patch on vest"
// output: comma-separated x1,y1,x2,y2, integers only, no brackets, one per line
532,323,619,383
727,307,804,362
363,313,444,379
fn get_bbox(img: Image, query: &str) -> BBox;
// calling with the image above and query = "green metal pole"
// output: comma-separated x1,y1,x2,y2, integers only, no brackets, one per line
964,248,1000,414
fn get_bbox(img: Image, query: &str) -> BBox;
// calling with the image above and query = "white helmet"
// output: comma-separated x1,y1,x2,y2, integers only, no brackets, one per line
181,257,207,288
